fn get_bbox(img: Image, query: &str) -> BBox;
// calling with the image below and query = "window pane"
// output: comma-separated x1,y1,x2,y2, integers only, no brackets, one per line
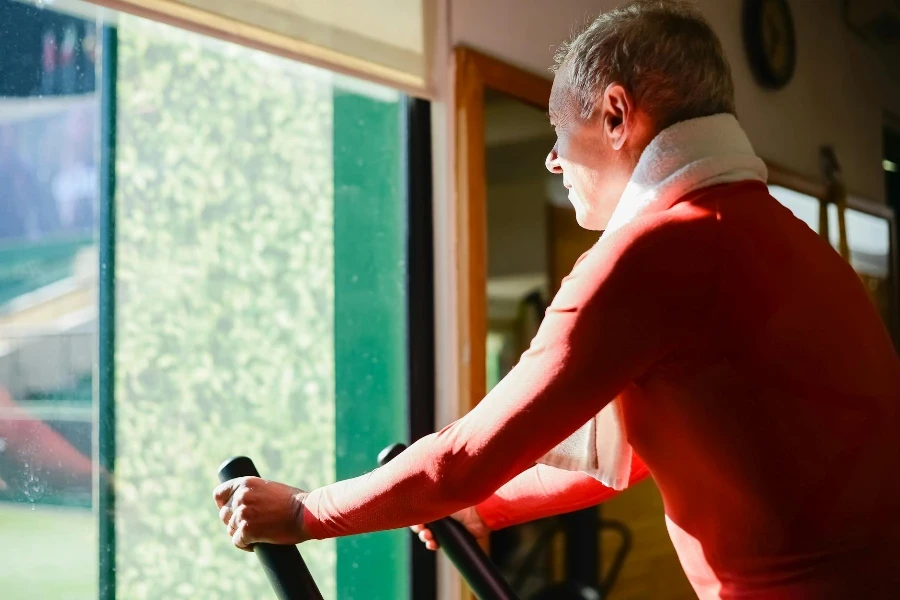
1,1,411,598
113,12,336,598
0,1,100,598
113,11,409,600
826,203,892,277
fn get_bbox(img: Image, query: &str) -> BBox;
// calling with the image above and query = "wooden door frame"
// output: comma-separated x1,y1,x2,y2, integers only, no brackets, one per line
454,46,552,416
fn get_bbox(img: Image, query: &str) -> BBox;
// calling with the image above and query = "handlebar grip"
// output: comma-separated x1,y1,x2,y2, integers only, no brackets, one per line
218,456,324,600
378,444,518,600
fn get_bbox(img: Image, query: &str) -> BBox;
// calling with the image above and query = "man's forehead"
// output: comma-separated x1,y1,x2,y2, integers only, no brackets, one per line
549,67,573,120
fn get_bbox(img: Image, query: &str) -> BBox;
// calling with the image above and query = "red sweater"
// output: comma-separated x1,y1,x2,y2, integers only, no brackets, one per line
304,181,900,598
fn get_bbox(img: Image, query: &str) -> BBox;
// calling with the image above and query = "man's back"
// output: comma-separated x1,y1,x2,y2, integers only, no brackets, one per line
621,181,900,598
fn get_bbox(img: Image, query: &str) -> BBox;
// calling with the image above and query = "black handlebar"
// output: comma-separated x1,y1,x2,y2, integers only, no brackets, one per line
378,443,519,600
218,456,324,600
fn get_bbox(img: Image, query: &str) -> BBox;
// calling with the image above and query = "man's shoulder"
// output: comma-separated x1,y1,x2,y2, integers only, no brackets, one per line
598,195,722,269
555,194,724,330
558,204,721,313
603,180,773,260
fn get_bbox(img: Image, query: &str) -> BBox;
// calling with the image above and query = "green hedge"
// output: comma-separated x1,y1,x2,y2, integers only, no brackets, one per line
115,16,336,599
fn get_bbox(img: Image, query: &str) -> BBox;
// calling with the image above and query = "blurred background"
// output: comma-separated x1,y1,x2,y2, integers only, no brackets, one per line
0,1,896,599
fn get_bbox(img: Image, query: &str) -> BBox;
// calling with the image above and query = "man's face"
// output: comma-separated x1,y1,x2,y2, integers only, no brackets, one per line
545,67,635,231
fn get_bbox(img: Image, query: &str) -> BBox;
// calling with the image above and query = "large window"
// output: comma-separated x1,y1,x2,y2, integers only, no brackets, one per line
0,1,420,598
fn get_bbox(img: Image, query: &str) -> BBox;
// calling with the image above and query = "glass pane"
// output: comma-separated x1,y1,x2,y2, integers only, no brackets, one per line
2,1,410,598
0,1,100,598
113,13,339,598
113,12,408,600
826,202,892,276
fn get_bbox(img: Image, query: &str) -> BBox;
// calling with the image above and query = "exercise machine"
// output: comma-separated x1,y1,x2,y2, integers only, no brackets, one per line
218,450,514,600
218,456,324,600
217,444,615,600
219,444,518,600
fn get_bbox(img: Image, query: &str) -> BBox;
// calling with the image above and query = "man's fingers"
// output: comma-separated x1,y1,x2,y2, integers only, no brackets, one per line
414,527,438,551
219,504,233,526
214,476,305,551
417,529,433,544
232,522,253,551
227,504,247,537
213,477,245,509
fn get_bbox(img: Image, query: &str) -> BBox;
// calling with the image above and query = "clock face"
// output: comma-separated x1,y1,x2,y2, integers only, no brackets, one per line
762,0,791,75
744,0,797,89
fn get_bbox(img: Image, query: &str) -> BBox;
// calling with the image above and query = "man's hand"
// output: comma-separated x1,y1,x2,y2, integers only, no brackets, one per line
410,506,490,551
214,477,309,551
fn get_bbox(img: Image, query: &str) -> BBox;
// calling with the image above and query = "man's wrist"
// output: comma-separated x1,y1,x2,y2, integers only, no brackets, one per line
461,505,491,538
292,490,312,543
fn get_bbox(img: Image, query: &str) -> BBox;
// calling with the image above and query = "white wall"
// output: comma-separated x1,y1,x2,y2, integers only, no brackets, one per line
447,0,899,203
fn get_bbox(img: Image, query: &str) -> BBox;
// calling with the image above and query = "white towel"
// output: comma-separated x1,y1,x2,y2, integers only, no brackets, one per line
537,113,768,490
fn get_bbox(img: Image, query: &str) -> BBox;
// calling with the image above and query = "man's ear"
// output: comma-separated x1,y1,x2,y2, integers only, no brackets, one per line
600,83,633,151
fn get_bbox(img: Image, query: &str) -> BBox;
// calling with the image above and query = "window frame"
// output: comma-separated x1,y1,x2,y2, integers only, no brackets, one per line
403,96,438,600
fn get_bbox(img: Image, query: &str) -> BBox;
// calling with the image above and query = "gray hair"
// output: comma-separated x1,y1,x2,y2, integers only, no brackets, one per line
553,0,735,130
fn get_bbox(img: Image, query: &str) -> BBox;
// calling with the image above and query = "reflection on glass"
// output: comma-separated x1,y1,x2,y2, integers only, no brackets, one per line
0,1,100,598
2,0,410,599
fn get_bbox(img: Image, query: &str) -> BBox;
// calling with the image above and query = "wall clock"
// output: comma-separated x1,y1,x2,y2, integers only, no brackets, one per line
743,0,797,89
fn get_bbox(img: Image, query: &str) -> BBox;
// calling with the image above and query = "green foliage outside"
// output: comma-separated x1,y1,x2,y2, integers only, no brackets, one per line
115,16,337,599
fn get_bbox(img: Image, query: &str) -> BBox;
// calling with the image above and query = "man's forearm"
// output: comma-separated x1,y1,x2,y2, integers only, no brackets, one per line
476,458,649,531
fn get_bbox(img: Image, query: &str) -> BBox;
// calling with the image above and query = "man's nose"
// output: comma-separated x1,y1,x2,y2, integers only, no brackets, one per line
546,141,562,174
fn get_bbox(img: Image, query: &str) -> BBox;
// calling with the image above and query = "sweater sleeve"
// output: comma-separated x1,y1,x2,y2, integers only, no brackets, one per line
475,454,650,531
302,213,718,540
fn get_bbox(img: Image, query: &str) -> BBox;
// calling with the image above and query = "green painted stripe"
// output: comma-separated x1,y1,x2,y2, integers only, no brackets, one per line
333,88,409,600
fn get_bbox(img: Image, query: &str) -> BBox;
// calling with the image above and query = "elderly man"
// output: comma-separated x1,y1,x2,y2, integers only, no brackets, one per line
215,1,900,597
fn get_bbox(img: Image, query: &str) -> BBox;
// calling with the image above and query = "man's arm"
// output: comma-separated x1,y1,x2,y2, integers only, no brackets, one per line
299,214,718,540
476,455,650,531
411,457,649,550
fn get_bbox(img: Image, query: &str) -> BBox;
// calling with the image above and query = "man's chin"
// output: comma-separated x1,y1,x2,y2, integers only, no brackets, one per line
574,209,607,232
